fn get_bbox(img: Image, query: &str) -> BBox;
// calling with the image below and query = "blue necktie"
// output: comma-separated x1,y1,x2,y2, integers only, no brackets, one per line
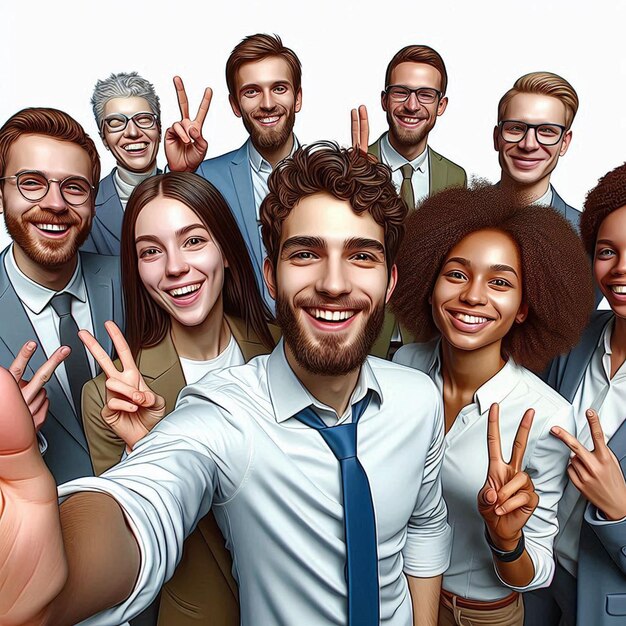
294,393,379,625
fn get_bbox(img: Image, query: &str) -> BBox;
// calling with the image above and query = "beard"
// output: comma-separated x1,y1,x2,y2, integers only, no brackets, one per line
386,108,436,151
276,294,385,376
242,105,296,151
5,209,91,267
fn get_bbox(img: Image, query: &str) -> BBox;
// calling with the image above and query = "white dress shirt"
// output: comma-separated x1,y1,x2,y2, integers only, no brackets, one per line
556,317,626,576
380,133,430,203
178,333,244,385
532,186,554,208
4,245,96,410
59,342,452,625
394,339,575,600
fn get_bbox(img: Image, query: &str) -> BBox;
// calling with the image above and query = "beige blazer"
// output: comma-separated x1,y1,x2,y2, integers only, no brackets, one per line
82,315,277,626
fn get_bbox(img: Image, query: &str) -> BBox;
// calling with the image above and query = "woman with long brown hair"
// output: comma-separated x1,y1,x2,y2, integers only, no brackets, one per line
81,171,276,626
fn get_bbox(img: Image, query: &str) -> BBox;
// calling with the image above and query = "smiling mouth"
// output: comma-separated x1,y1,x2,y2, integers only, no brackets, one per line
123,142,149,153
35,223,70,233
452,312,492,324
396,114,426,127
610,285,626,294
305,308,357,322
166,282,202,298
255,115,282,126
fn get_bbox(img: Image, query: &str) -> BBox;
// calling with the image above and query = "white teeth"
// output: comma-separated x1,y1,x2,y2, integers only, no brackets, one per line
400,116,419,123
169,283,201,297
612,285,626,294
455,313,489,324
36,223,68,232
259,116,279,123
312,309,355,321
123,142,148,152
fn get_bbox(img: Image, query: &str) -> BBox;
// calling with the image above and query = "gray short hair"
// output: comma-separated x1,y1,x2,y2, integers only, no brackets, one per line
91,72,161,129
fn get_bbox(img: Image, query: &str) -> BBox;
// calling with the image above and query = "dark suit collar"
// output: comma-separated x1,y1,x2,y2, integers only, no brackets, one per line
95,170,119,206
0,249,88,449
550,185,566,211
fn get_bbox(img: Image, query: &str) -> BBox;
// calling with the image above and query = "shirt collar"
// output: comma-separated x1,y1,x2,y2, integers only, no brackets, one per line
380,133,428,173
266,338,383,423
5,244,86,315
532,185,554,208
429,337,520,414
248,135,300,174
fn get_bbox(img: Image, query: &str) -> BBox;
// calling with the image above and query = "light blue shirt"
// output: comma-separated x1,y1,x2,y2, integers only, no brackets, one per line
60,342,452,625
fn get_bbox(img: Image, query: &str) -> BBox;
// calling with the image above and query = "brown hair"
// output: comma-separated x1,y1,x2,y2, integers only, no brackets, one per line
580,163,626,255
498,72,579,130
0,107,101,191
260,141,407,275
226,34,302,97
121,172,275,357
391,185,593,372
385,45,448,95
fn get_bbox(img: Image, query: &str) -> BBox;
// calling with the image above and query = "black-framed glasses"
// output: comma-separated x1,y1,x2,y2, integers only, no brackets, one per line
384,85,442,105
499,120,566,146
101,111,159,133
0,170,94,206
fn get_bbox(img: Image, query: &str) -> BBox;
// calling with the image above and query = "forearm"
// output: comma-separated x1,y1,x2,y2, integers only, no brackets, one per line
46,492,140,626
407,574,441,626
489,534,535,588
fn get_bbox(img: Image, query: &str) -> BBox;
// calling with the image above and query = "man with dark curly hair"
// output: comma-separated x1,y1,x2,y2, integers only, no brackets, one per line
0,142,452,626
525,163,626,626
390,185,593,625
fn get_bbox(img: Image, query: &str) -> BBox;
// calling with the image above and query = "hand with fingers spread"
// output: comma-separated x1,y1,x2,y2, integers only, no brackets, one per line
351,105,369,155
9,341,70,432
552,409,626,520
478,403,539,550
79,321,165,451
0,366,68,623
165,76,212,172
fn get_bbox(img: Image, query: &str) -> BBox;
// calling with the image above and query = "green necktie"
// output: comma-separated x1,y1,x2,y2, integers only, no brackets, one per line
400,163,415,211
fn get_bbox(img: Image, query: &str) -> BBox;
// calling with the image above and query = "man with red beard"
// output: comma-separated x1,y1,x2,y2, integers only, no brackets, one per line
0,143,452,626
368,45,466,358
0,108,123,484
165,33,302,310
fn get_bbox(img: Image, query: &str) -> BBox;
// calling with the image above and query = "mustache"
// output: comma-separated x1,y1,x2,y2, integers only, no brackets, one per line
22,211,80,226
295,296,369,311
252,106,287,119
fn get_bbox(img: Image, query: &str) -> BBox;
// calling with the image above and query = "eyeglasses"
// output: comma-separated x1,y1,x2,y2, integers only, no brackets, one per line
499,120,566,146
0,170,94,206
384,85,442,105
101,111,159,133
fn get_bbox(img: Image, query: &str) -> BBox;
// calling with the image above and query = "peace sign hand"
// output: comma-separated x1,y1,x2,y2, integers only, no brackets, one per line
9,341,70,432
79,321,166,452
351,104,369,155
478,403,539,549
551,409,626,520
165,76,212,172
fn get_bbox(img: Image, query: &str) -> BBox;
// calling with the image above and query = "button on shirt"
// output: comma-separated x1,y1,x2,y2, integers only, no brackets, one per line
394,339,575,600
4,246,96,410
556,317,626,576
59,341,452,626
380,133,430,203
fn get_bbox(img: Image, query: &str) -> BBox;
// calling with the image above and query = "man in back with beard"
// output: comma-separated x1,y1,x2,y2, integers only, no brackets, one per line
165,33,302,310
0,107,123,483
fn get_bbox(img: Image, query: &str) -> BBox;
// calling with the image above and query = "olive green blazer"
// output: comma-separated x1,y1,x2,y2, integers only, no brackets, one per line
81,315,277,626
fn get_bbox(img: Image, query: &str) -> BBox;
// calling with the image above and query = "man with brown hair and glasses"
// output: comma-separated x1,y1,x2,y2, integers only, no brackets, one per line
0,107,123,484
0,142,451,626
494,71,580,229
165,33,302,309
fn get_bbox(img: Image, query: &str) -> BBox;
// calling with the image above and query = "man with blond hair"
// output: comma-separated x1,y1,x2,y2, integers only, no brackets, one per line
494,71,580,228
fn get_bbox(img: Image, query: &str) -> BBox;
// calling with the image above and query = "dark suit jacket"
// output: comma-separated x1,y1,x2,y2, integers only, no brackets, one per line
82,168,162,256
550,185,580,231
369,134,467,358
545,311,626,623
82,315,278,626
0,249,123,484
197,142,270,307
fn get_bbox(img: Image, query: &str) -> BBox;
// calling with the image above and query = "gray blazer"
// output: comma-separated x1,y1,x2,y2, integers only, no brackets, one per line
550,185,580,231
545,311,626,623
0,249,123,484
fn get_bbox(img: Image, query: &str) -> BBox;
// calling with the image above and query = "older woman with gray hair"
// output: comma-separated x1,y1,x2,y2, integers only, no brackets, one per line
83,71,162,255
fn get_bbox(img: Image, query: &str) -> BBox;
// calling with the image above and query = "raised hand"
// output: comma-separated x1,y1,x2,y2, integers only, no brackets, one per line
79,321,165,451
552,409,626,520
165,76,212,172
9,341,70,432
478,403,539,549
351,104,369,155
0,366,67,624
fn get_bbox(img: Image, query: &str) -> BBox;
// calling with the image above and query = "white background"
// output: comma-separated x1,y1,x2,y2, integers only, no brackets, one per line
1,0,624,243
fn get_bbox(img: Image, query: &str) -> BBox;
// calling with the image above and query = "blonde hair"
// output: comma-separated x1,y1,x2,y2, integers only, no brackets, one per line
498,72,579,129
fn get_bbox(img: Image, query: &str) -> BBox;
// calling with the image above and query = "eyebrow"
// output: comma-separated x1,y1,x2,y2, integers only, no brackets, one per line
444,257,519,277
281,236,326,255
135,223,207,245
596,239,615,246
345,237,385,255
